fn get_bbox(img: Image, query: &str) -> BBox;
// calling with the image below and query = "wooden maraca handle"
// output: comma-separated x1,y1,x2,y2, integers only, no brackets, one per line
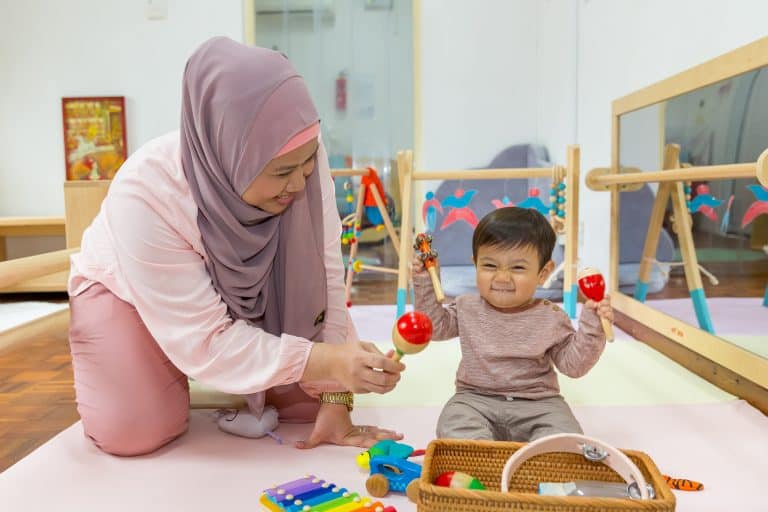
427,266,445,303
600,316,614,342
391,349,404,362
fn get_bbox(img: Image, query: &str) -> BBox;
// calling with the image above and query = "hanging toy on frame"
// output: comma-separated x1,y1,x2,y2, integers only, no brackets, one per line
741,184,768,228
491,179,514,209
344,176,355,204
719,195,735,234
422,190,443,233
440,188,479,230
549,165,567,234
361,167,387,230
687,182,723,222
491,195,514,209
341,214,358,246
517,187,550,215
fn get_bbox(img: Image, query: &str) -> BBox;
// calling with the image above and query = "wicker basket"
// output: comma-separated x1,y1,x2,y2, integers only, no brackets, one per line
415,438,675,512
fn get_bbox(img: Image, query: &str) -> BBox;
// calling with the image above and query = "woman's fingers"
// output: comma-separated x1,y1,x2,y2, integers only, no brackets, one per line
365,351,405,374
344,425,404,448
360,380,396,394
339,342,406,394
359,342,405,373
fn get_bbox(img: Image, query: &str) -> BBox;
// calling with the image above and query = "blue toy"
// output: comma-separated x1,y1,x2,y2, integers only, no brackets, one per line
365,455,422,503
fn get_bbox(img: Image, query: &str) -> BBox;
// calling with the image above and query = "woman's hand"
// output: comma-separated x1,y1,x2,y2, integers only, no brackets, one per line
584,294,613,322
302,342,405,394
295,402,403,450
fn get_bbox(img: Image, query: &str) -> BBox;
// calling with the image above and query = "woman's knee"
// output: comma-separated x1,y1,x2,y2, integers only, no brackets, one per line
82,407,189,456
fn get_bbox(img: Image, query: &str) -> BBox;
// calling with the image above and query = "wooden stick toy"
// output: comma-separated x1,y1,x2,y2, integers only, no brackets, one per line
413,233,445,303
391,311,432,361
577,267,614,342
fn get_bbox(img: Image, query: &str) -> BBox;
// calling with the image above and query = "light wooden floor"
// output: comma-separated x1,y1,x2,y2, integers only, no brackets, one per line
1,268,765,473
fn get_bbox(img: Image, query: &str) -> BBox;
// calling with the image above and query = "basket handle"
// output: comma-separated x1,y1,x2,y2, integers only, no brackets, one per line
500,433,650,500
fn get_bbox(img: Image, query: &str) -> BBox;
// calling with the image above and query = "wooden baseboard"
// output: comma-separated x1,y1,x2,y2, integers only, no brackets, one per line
0,308,70,354
0,270,68,293
614,310,768,414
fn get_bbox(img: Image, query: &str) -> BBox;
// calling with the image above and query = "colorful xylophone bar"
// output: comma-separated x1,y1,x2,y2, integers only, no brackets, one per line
260,475,397,512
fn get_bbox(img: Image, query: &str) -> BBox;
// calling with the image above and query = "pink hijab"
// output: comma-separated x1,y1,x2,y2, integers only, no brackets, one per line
180,37,326,343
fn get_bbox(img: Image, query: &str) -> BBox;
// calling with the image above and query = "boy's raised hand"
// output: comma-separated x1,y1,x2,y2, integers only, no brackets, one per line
583,294,613,323
411,252,427,275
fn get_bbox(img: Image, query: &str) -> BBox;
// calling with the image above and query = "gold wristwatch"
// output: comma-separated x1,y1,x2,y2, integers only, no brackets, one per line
319,391,354,412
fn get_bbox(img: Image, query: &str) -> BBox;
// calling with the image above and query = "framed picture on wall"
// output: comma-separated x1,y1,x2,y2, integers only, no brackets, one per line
62,96,127,180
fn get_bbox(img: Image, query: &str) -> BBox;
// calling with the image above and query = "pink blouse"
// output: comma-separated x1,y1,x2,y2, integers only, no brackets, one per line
69,131,351,397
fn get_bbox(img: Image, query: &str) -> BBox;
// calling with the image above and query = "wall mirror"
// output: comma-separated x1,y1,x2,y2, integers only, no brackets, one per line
597,37,768,409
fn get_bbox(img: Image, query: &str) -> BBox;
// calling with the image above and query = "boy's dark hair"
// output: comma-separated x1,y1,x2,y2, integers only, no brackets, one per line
472,207,556,269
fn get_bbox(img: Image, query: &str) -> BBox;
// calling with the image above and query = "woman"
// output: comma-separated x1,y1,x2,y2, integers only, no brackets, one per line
67,37,404,456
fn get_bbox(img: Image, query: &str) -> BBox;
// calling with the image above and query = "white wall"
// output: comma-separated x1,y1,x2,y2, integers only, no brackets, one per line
0,0,243,217
535,0,578,167
415,0,578,233
251,0,413,165
419,0,548,170
577,0,768,283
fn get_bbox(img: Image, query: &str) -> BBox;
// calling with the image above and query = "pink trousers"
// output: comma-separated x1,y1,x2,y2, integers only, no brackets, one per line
68,283,318,456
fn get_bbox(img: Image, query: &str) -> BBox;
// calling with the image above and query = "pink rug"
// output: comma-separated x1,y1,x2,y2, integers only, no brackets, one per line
1,401,765,511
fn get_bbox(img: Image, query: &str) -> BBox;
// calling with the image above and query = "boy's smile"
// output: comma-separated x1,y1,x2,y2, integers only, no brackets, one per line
474,244,554,311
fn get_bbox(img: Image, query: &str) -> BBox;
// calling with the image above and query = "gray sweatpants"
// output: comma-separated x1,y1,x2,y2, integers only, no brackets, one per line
436,391,582,442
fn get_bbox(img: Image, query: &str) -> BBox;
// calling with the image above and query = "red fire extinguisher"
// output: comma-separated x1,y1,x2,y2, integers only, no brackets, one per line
335,71,347,112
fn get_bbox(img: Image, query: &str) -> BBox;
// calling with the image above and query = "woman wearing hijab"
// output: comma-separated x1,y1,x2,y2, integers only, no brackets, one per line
66,37,405,456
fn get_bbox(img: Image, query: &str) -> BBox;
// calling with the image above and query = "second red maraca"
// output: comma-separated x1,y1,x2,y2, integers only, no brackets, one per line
577,267,614,342
391,311,433,361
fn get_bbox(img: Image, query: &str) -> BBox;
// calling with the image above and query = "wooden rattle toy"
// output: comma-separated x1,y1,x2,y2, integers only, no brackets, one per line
414,233,445,303
391,311,432,361
577,267,614,342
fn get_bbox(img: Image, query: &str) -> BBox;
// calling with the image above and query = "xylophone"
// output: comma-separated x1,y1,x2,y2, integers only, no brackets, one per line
260,475,397,512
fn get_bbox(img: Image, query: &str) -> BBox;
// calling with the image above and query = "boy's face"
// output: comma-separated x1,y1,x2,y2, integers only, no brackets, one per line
474,244,554,311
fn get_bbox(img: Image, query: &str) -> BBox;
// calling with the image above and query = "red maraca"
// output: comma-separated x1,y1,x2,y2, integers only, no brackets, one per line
577,267,614,342
391,311,433,361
